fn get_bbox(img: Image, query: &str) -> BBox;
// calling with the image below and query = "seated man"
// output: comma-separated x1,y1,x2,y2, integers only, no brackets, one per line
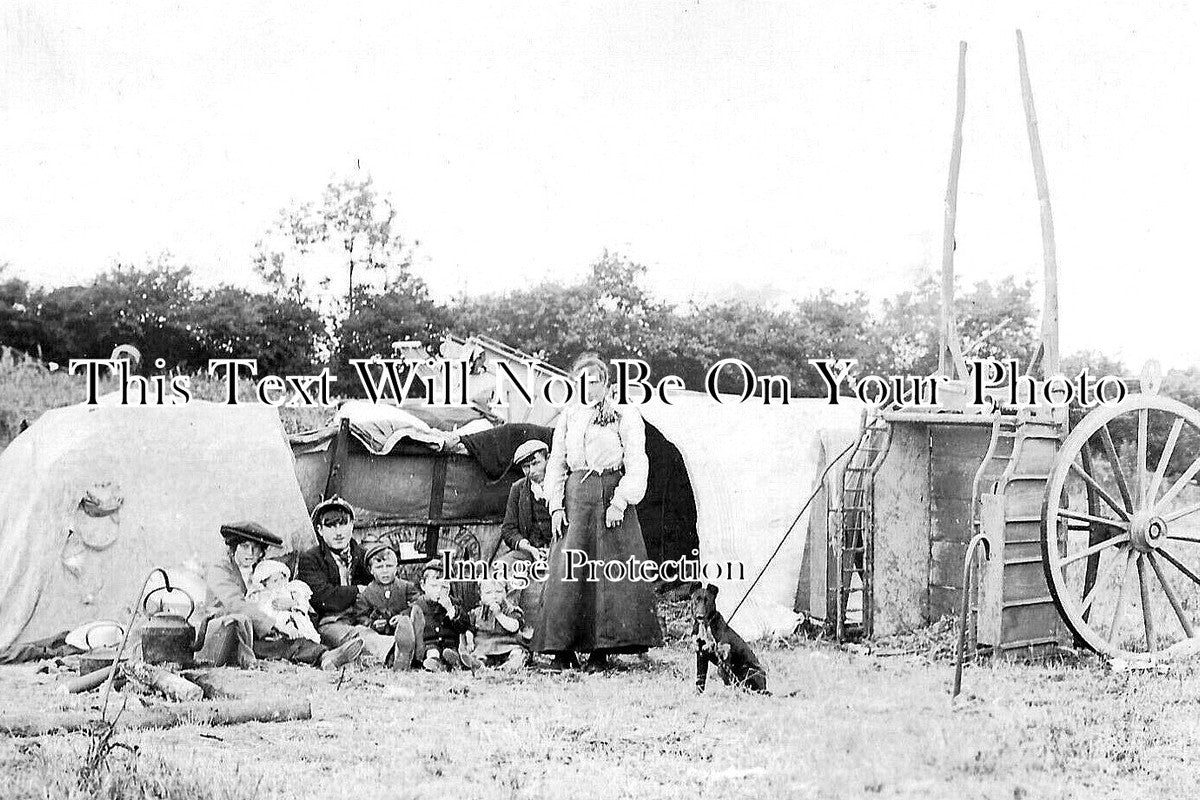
200,520,363,670
297,497,375,654
497,440,553,637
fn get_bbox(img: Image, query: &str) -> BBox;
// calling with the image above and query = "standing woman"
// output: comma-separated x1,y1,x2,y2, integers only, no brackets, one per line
535,353,663,671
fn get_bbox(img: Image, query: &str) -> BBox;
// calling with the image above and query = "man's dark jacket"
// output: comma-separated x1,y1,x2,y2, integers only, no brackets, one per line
297,539,372,617
500,477,553,552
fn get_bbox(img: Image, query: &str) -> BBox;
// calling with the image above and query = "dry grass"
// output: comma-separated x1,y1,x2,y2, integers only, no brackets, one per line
1,639,1196,799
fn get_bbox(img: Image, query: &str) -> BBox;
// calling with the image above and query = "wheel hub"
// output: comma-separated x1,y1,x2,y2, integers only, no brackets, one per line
1130,511,1167,553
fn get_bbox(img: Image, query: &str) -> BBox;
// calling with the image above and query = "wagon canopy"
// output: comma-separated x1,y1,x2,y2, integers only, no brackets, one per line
0,401,315,649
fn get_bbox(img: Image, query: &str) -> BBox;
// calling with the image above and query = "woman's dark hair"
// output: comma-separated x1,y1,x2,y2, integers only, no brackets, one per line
226,539,266,558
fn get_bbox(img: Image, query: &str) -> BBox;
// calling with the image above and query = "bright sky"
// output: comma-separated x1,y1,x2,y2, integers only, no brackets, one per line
2,2,1197,367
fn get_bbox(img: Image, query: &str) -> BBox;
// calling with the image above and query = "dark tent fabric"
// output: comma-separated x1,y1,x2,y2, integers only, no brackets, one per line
459,423,554,480
640,423,699,566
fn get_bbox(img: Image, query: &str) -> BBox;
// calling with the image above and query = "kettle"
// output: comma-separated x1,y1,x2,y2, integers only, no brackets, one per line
140,572,206,667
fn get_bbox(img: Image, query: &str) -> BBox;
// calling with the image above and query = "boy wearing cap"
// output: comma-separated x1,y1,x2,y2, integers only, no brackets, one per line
500,439,554,561
297,497,374,652
200,521,363,670
497,439,553,643
351,543,424,670
414,560,471,671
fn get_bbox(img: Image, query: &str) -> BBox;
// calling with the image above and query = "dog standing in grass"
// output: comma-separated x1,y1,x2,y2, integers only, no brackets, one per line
691,583,769,694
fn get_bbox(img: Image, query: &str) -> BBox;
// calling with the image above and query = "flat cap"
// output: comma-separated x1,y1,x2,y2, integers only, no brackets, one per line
512,439,549,468
311,495,355,525
363,541,398,564
220,521,284,548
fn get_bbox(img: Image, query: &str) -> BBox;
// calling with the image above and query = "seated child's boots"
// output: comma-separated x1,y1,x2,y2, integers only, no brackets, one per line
441,648,463,670
422,649,445,672
392,619,416,672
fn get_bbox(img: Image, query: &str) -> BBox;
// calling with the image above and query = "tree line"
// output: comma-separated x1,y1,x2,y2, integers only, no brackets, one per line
0,170,1152,400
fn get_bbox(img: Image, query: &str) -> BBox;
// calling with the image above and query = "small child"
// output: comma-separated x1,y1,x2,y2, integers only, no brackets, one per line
247,560,320,643
414,560,471,671
465,580,528,671
351,543,423,670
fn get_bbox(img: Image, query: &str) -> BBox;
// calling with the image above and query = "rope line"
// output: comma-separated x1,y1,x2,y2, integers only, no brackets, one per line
725,435,864,626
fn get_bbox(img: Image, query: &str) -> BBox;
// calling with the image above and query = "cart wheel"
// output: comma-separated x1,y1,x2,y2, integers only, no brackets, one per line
1042,393,1200,661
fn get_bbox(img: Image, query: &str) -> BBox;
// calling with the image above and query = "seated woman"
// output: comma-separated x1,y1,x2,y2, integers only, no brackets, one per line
199,521,363,670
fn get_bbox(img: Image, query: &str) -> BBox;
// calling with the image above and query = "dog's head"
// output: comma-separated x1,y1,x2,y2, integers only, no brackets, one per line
690,582,719,621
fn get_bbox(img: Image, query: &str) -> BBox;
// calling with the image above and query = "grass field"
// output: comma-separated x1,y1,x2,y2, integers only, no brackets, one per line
1,634,1196,800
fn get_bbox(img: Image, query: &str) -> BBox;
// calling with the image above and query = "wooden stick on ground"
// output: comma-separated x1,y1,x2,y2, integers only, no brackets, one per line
121,661,204,702
0,699,312,738
62,665,119,695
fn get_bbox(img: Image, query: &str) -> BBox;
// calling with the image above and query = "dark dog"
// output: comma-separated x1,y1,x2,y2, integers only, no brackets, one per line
691,583,768,694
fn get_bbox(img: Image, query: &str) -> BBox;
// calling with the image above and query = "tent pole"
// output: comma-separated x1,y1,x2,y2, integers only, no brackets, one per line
1016,30,1060,378
939,42,968,379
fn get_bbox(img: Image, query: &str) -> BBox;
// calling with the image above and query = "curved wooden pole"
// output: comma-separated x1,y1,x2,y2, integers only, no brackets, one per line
1016,30,1060,377
939,42,969,380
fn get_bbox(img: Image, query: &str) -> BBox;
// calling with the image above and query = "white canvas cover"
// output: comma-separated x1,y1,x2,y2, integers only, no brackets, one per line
0,401,315,648
641,392,863,639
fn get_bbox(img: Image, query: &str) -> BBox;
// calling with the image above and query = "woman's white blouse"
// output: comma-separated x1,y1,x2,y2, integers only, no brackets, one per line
543,402,649,515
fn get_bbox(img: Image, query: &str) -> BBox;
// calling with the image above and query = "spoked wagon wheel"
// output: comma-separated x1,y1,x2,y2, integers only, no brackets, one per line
1042,393,1200,661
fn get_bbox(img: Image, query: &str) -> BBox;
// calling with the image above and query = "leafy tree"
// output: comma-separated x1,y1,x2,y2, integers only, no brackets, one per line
453,251,677,368
191,286,325,375
866,274,1039,377
0,267,48,358
334,280,453,392
253,171,418,315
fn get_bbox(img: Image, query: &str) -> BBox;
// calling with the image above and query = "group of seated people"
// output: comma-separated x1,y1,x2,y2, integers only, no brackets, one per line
202,496,533,673
204,401,663,673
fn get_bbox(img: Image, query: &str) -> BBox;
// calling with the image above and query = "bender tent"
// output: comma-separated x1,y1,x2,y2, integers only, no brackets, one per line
639,392,864,640
0,402,315,649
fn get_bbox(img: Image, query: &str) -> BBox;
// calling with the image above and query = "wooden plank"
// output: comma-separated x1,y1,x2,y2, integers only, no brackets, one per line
1001,561,1055,603
871,423,931,635
931,541,968,588
1001,601,1062,644
976,495,1006,647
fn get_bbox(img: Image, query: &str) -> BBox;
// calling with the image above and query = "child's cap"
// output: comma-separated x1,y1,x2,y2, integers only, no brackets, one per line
364,542,398,565
420,558,444,579
252,559,291,584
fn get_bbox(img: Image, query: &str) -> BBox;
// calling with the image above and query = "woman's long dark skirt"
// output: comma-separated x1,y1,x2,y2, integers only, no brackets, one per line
533,470,663,654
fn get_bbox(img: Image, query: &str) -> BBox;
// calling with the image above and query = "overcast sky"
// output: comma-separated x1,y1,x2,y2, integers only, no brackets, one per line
2,2,1197,368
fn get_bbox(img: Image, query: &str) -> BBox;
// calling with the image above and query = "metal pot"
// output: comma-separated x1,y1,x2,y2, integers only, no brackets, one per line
78,646,123,675
140,582,206,667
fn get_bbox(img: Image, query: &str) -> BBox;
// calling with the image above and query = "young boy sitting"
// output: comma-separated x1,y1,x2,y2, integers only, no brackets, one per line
351,543,424,670
465,579,528,671
414,559,471,671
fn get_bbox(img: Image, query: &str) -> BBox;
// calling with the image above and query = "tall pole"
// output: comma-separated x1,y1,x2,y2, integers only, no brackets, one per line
939,42,968,379
1016,30,1060,377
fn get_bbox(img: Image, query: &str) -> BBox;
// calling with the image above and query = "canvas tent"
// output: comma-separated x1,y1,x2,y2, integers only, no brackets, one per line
0,402,315,649
638,392,863,640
